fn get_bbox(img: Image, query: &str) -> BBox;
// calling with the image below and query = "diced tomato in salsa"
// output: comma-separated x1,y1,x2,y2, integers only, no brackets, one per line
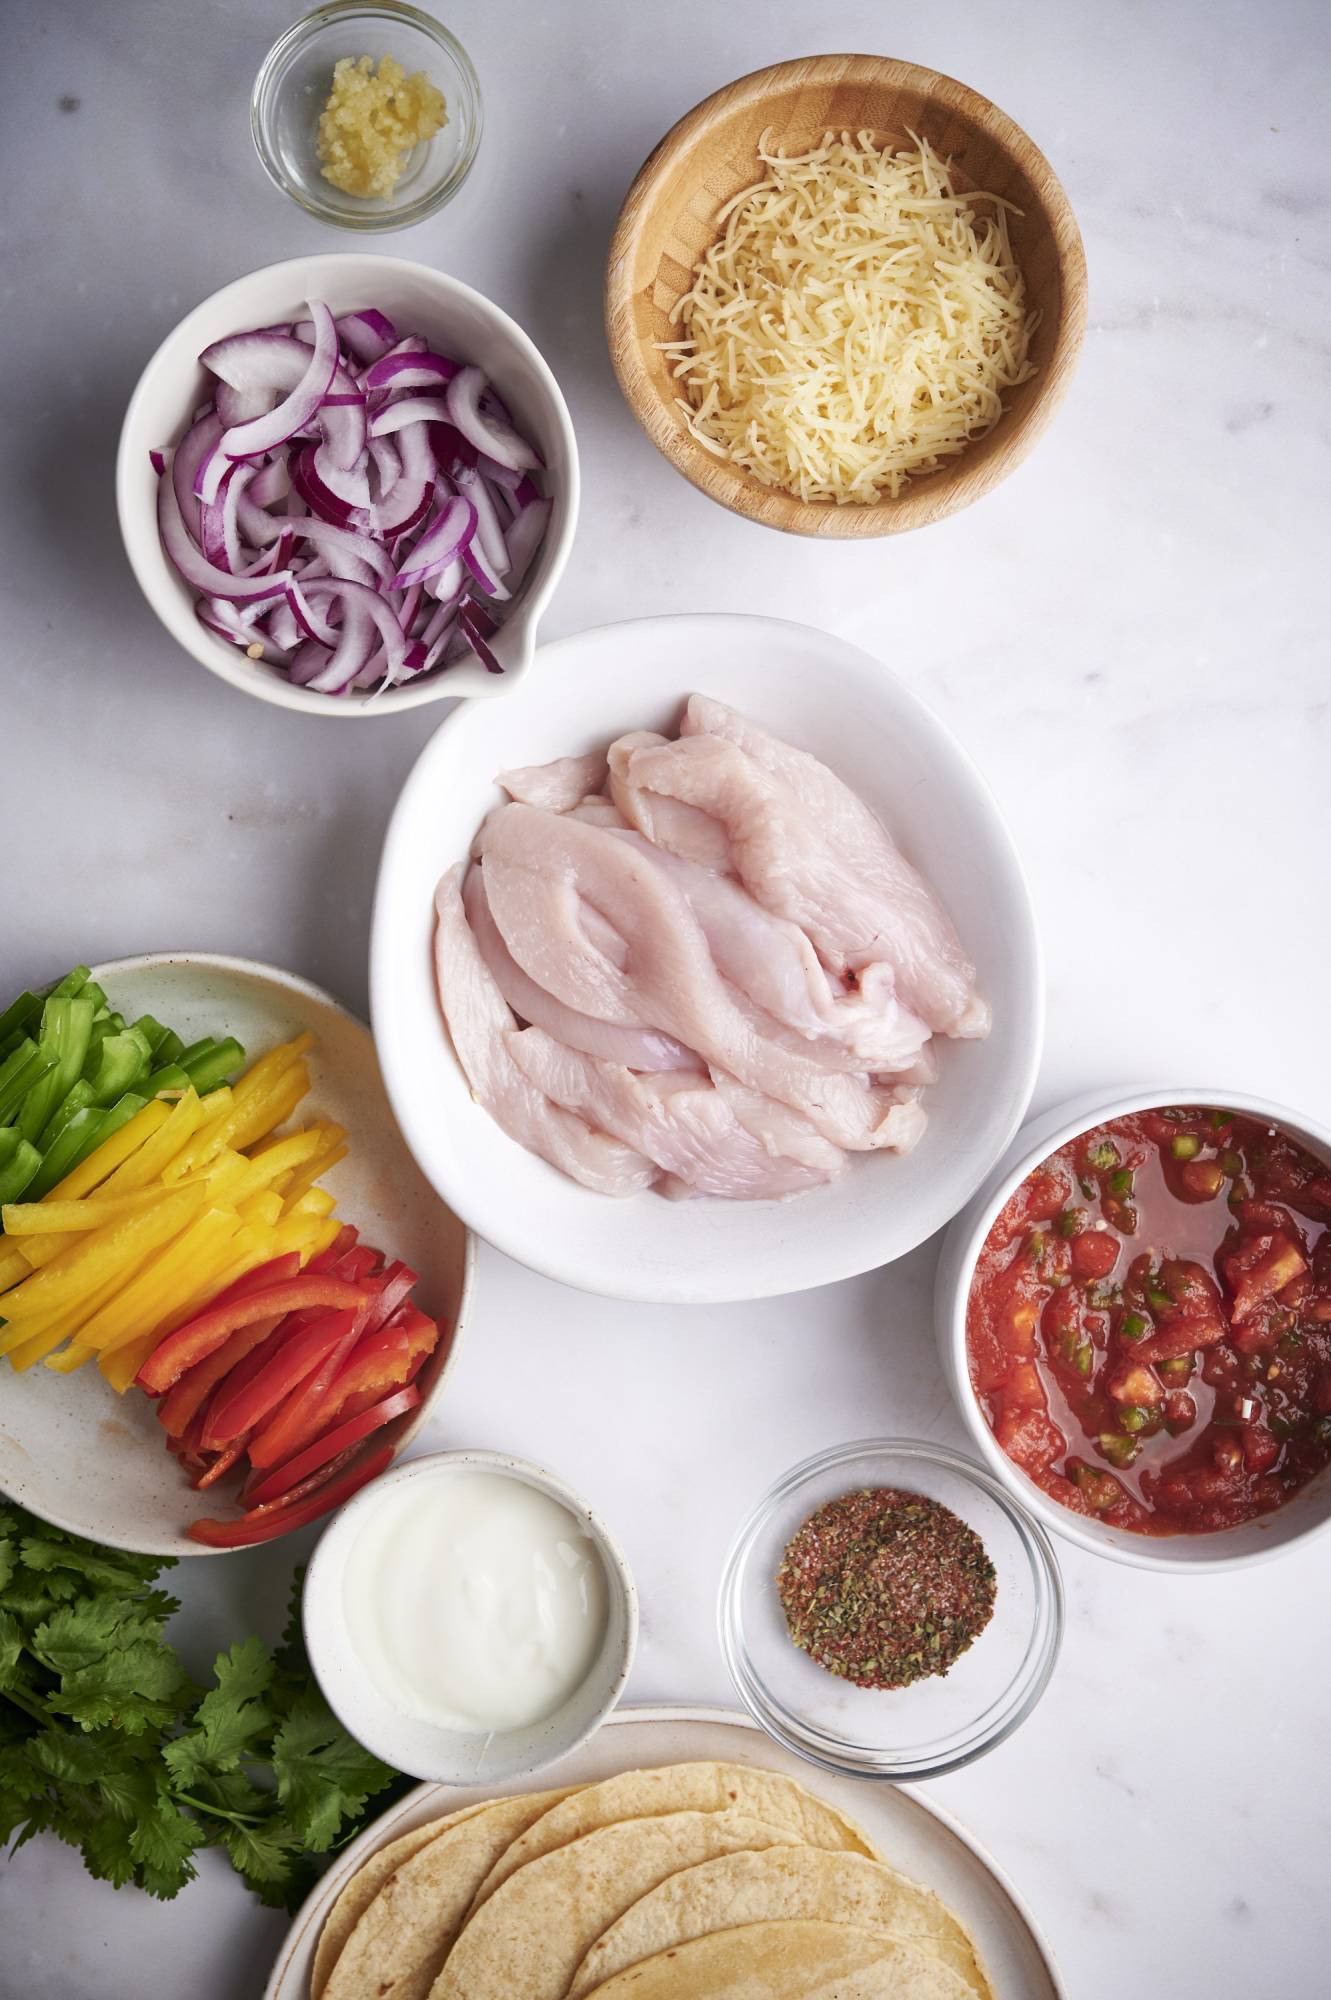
966,1107,1331,1535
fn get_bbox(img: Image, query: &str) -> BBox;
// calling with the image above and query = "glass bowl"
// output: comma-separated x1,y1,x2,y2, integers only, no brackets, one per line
719,1439,1063,1781
251,2,482,230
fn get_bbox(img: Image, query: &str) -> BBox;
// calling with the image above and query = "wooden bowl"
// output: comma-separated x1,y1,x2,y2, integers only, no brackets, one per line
605,54,1087,538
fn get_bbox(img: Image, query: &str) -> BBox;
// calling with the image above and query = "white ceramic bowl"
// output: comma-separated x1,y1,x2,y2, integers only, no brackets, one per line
115,253,578,715
0,954,474,1556
935,1084,1331,1572
371,613,1043,1302
303,1449,638,1783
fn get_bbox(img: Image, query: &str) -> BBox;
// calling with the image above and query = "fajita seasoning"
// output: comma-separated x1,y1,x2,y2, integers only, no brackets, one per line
777,1486,997,1689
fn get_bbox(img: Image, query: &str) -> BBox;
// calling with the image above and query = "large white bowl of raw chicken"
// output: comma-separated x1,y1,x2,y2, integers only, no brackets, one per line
370,614,1043,1302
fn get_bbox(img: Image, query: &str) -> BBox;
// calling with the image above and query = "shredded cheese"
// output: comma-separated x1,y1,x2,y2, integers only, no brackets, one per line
661,131,1037,504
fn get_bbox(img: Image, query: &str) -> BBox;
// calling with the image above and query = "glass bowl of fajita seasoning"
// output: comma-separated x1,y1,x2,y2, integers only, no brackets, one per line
719,1439,1063,1779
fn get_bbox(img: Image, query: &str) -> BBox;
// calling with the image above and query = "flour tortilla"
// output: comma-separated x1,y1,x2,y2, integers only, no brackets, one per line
321,1787,578,2000
468,1760,876,1911
569,1845,989,1999
311,1806,488,2000
578,1921,974,2000
430,1810,803,2000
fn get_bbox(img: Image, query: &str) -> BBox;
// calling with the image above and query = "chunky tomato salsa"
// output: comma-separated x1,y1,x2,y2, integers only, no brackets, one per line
966,1107,1331,1534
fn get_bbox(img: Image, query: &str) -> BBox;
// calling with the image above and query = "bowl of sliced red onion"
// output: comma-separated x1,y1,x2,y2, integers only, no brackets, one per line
116,253,577,713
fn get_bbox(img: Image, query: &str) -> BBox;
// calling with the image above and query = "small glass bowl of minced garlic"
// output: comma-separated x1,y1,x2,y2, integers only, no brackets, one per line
252,2,481,229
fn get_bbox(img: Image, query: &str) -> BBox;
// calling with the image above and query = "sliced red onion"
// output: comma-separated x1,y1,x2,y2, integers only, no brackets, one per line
446,366,541,473
459,599,505,673
369,394,454,438
292,446,355,526
392,495,477,589
338,308,398,364
368,434,401,499
286,581,340,648
312,442,371,507
502,495,553,590
462,542,509,600
424,555,466,604
452,463,510,581
248,454,291,507
157,305,549,693
220,302,338,459
287,637,337,685
158,473,291,603
364,350,459,392
299,576,410,686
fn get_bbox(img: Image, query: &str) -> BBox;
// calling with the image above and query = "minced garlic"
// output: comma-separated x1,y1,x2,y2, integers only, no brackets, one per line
316,55,447,201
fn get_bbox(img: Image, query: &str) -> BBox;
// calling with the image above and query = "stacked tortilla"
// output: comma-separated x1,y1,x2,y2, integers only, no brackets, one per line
312,1762,990,2000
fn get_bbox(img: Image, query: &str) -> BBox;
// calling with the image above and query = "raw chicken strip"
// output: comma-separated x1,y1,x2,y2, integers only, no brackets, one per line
432,865,656,1196
497,749,608,812
462,865,695,1072
627,727,988,1039
706,1070,846,1173
611,832,932,1072
507,1030,840,1199
477,806,913,1152
608,730,732,870
567,795,628,829
680,695,988,1037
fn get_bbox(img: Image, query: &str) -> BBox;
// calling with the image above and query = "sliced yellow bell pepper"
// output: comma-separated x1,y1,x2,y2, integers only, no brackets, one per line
0,1186,207,1326
0,1244,31,1292
48,1099,172,1202
279,1139,349,1211
3,1185,182,1237
78,1206,243,1358
289,1184,337,1219
100,1087,206,1194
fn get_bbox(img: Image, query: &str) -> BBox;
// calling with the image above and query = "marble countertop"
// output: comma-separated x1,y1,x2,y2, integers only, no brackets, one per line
4,1,1330,1993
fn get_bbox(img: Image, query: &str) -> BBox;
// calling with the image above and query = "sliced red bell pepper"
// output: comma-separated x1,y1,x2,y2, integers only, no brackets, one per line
244,1315,367,1470
192,1432,250,1490
204,1308,360,1446
244,1385,420,1508
186,1443,393,1547
305,1225,358,1272
136,1275,371,1395
197,1323,290,1451
202,1253,301,1314
319,1305,439,1431
157,1313,283,1440
360,1260,419,1338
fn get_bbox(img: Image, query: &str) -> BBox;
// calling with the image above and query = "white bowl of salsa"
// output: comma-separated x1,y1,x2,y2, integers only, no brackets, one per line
935,1086,1331,1570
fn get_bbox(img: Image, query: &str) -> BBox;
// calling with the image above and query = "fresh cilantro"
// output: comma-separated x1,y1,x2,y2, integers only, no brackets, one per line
0,1505,403,1906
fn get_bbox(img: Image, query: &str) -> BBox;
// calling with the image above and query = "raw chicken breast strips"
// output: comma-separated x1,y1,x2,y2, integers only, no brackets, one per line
477,806,911,1151
673,696,990,1038
432,864,656,1196
506,1030,841,1199
497,749,608,812
463,866,696,1073
608,729,733,870
610,832,932,1072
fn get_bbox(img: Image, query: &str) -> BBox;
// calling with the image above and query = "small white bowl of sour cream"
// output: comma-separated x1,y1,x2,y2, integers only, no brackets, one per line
303,1449,638,1784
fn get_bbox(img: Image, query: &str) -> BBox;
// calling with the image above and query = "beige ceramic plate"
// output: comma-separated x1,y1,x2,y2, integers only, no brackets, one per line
263,1704,1064,2000
0,954,474,1557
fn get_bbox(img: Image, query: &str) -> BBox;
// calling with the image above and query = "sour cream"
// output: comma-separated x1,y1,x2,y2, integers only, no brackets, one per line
343,1469,609,1733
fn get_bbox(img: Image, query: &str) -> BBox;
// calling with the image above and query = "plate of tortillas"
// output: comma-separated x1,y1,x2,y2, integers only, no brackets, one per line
265,1705,1062,2000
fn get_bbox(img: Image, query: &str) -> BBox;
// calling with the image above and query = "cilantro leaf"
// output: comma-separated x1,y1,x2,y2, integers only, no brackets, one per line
0,1504,400,1907
271,1686,397,1852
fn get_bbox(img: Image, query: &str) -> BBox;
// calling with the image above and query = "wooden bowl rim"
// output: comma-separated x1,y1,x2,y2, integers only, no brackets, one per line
604,53,1088,539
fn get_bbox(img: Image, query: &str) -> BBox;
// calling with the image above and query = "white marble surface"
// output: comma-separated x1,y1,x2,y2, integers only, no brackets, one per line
3,0,1330,1993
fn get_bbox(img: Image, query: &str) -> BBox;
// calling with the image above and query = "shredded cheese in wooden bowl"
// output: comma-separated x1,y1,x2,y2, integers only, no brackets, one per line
660,131,1036,505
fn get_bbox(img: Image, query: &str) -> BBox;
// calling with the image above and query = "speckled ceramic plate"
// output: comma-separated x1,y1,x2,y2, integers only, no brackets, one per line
263,1704,1063,2000
0,954,474,1557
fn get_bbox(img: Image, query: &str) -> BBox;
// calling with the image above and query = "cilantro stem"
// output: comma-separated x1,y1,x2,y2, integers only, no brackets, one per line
1,1687,49,1728
174,1790,267,1828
